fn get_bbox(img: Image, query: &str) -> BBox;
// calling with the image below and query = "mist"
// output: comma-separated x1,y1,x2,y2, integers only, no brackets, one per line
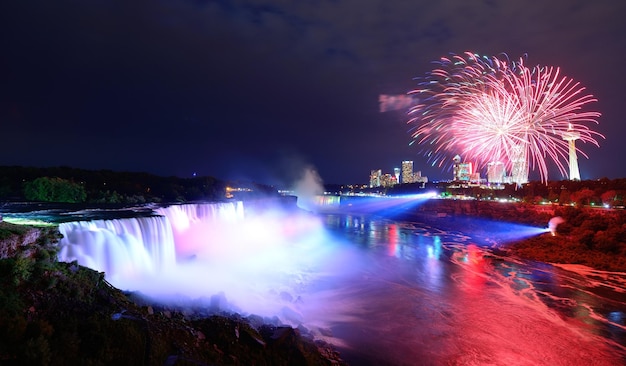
290,166,325,211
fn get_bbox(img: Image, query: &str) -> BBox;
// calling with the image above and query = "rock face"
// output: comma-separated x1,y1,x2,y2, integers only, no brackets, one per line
0,222,42,259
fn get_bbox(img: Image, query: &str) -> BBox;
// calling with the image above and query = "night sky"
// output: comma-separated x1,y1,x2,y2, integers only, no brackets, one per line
2,1,625,186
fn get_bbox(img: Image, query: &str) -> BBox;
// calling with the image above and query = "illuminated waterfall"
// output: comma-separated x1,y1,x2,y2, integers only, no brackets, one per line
57,202,245,283
55,201,333,321
58,215,177,280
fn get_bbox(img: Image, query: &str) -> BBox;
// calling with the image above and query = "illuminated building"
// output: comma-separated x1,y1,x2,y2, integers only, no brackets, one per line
562,125,581,180
457,163,473,181
469,172,481,184
452,155,473,182
401,161,413,184
394,167,400,183
370,169,382,188
413,171,428,184
381,173,395,187
487,161,505,184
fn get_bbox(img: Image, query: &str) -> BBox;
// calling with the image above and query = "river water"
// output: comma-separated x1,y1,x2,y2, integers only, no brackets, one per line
304,213,626,366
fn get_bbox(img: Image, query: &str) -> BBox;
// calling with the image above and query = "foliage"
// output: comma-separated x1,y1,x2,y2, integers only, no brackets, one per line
23,177,86,203
0,222,31,240
506,207,626,271
0,166,238,203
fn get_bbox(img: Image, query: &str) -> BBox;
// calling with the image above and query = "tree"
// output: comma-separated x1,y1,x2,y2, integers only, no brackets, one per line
547,190,559,204
570,188,595,207
601,190,618,207
24,177,86,203
558,190,571,205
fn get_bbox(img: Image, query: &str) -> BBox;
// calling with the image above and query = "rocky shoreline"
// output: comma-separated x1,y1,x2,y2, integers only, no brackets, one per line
0,221,346,365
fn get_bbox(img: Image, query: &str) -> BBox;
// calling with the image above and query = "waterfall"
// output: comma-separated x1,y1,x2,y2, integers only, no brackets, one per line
58,215,176,281
155,201,244,231
56,200,334,322
57,201,244,284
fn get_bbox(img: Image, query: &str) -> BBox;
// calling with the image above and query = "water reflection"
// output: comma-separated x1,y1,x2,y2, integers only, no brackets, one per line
386,223,399,257
319,213,626,365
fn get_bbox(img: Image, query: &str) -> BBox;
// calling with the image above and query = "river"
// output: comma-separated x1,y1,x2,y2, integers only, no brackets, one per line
307,213,626,365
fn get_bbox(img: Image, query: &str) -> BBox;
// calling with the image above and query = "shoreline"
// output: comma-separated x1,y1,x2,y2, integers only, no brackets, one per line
380,205,626,273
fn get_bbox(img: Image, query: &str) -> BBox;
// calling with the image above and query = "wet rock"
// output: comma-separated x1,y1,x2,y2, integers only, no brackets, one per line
318,327,333,337
297,324,311,337
246,314,265,329
271,326,299,342
281,305,304,324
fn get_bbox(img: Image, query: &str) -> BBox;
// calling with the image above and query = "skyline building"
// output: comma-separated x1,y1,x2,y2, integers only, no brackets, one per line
369,169,381,188
487,161,505,184
452,155,473,182
369,161,427,188
380,173,396,187
412,170,428,184
401,161,414,184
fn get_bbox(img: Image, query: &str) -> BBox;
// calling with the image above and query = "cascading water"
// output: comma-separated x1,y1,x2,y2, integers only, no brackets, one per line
153,202,245,259
56,201,344,325
58,215,177,281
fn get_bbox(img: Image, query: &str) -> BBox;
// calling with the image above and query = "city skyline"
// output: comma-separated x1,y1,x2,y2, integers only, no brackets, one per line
368,150,595,188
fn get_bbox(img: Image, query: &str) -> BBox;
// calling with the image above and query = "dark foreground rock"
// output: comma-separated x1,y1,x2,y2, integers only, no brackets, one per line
0,222,345,365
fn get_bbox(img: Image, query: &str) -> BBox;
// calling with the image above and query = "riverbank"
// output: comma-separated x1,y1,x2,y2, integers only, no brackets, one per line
395,199,626,272
504,233,626,272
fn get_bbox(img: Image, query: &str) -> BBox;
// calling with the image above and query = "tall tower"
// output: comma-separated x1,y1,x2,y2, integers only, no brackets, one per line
562,125,581,181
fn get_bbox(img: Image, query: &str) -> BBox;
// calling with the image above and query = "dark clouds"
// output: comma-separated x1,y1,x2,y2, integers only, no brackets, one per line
1,0,624,185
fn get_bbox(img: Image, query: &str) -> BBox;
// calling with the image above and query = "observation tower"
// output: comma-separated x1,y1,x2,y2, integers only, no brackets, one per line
562,125,581,181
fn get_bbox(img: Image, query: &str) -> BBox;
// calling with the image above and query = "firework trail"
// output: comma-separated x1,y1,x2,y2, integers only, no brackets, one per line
408,52,603,182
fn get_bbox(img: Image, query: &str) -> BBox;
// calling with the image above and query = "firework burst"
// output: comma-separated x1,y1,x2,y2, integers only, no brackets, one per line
408,52,603,183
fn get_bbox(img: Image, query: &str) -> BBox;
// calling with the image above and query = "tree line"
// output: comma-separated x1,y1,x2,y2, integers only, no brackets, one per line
0,166,250,204
401,178,626,208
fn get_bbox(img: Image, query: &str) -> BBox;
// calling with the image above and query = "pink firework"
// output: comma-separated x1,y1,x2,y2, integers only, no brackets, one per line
408,52,603,182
